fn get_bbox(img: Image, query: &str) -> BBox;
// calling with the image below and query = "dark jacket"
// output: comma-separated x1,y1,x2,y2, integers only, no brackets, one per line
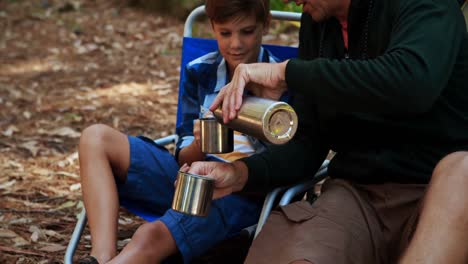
242,0,468,191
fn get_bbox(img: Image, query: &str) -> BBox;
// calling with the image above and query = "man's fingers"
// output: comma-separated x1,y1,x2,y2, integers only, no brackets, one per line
235,71,248,110
228,86,237,120
209,89,225,112
184,162,237,200
179,163,189,172
188,161,217,176
222,92,230,123
187,161,205,174
234,84,244,111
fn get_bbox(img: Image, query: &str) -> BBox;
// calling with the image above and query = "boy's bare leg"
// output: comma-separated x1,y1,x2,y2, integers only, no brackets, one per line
399,151,468,264
79,124,131,263
107,221,178,264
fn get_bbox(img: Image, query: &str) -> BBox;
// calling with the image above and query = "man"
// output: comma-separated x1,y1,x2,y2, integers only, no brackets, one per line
187,0,468,263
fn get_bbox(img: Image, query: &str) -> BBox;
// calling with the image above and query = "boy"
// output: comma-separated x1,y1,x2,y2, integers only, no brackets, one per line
77,0,284,263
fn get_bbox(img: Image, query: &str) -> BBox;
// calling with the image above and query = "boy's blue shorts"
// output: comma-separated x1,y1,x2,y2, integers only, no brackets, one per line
117,136,262,263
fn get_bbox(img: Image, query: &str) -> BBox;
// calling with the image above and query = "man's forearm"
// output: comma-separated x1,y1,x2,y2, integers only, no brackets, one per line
231,160,249,193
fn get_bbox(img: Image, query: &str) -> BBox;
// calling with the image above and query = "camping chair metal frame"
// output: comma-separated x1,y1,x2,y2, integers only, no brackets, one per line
253,160,329,239
65,6,324,264
183,5,302,37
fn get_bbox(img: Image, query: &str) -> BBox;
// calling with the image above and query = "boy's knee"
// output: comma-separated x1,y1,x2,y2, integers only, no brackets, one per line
79,124,113,149
133,221,166,244
131,221,173,253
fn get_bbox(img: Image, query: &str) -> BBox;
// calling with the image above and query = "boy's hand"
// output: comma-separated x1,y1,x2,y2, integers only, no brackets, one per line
210,61,289,124
177,119,204,166
192,119,201,148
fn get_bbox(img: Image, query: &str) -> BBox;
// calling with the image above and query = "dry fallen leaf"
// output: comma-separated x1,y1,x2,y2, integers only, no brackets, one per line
30,230,40,243
38,243,66,252
0,229,19,238
56,200,76,210
19,140,40,157
2,125,19,137
38,127,81,138
117,238,131,248
44,229,65,240
0,180,16,189
54,171,79,178
69,183,81,191
29,226,45,242
13,235,30,247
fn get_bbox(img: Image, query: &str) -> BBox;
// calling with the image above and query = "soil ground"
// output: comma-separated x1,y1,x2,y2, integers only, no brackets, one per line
0,1,298,263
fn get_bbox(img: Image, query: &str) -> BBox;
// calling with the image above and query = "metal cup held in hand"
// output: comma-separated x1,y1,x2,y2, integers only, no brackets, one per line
200,117,234,153
213,96,298,145
172,171,215,217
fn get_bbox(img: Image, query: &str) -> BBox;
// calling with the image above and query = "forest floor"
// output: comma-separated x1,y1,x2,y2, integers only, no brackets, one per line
0,1,299,263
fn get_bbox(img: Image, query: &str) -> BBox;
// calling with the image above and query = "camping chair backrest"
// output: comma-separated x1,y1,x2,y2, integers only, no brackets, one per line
175,5,301,128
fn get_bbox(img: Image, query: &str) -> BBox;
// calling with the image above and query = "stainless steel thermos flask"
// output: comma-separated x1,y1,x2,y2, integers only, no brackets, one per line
213,96,298,145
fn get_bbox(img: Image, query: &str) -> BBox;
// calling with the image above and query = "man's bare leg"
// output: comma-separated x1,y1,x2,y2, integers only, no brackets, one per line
79,124,130,263
107,221,178,264
399,151,468,264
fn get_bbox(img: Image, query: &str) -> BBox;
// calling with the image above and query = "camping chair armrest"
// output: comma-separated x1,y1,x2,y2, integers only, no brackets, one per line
278,160,329,206
154,134,178,146
254,186,290,239
64,208,87,264
277,168,328,206
254,160,329,239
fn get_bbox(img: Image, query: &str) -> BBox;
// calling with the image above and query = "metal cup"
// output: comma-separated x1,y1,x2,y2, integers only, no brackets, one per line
172,171,215,217
200,117,234,153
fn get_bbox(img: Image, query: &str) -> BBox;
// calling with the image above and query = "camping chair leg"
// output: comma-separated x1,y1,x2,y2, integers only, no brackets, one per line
64,208,87,264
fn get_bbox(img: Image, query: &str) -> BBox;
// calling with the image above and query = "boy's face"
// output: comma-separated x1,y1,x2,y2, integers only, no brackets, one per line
212,14,267,74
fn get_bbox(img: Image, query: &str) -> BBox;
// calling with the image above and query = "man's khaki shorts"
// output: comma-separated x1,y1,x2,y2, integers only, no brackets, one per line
245,179,426,264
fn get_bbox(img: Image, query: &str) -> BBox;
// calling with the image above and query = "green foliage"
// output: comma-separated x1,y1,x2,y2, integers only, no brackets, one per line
270,0,302,12
178,0,302,13
179,0,204,10
121,0,204,19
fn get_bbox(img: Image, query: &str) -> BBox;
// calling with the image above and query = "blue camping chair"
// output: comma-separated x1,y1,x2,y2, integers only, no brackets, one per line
65,6,328,263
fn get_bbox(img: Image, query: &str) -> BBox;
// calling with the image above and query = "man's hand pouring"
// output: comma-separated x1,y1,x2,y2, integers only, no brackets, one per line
209,60,289,124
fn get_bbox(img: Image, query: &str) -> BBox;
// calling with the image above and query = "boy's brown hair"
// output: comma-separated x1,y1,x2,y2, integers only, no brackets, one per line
205,0,270,25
